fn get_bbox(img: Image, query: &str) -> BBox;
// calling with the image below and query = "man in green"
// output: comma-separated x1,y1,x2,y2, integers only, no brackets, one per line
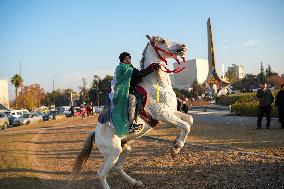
111,52,160,137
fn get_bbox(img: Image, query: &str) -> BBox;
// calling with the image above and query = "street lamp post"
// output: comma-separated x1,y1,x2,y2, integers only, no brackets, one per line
69,91,73,106
52,75,56,107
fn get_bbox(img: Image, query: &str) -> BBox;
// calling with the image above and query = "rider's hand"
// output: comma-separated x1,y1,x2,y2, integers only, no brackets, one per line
152,63,160,70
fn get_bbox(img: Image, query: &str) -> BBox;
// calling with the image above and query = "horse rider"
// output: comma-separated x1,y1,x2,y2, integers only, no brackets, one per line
111,52,160,137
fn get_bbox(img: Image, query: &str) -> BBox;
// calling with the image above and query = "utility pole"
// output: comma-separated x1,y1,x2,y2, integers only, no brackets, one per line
52,75,56,107
69,92,73,106
19,60,23,95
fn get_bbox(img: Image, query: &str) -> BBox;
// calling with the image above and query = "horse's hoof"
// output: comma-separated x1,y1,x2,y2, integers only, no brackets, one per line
171,147,180,158
133,180,144,188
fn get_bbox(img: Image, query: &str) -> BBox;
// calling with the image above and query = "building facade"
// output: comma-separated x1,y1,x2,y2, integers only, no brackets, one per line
0,80,9,108
172,59,209,90
227,64,245,80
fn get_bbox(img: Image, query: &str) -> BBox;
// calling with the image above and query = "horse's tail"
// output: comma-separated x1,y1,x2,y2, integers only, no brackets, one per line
72,130,96,174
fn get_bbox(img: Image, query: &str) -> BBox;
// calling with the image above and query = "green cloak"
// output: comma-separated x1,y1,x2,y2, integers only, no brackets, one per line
111,63,133,137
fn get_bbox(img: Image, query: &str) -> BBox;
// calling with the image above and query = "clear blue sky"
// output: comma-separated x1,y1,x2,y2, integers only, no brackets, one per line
1,0,284,99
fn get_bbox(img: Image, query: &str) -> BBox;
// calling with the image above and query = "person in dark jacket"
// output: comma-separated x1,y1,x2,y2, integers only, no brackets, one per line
70,105,74,117
275,84,284,129
177,97,182,111
256,82,275,129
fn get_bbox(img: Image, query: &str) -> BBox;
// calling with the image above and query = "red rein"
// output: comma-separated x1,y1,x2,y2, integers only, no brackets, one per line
150,40,186,73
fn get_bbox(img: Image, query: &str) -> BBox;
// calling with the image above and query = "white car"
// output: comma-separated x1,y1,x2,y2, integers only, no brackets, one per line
12,113,42,127
8,109,30,119
95,106,104,113
0,112,9,130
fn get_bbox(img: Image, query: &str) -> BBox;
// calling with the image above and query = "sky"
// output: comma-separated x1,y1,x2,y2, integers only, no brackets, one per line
1,0,284,100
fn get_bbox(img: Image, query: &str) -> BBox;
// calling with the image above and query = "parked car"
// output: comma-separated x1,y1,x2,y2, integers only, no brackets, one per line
43,111,57,121
30,111,44,121
74,107,81,116
42,111,65,121
8,109,30,119
12,113,42,126
8,115,16,125
0,112,9,130
95,106,104,113
57,106,70,113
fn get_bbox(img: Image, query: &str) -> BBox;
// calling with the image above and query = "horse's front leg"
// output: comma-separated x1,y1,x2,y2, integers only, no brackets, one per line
158,111,192,157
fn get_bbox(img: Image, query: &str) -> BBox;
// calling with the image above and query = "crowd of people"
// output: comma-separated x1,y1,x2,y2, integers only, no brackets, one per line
69,102,94,119
177,96,189,114
257,82,284,129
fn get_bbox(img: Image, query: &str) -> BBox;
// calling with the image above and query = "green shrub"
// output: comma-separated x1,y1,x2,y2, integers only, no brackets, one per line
231,101,278,118
219,91,279,117
216,92,257,106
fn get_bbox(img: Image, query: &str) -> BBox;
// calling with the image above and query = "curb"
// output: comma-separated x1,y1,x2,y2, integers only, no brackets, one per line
189,111,281,127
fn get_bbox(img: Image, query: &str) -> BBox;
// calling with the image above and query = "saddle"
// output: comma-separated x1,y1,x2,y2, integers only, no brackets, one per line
98,85,159,129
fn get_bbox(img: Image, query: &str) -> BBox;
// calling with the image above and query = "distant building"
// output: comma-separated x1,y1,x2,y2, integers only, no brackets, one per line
0,80,9,109
172,59,209,90
227,64,245,80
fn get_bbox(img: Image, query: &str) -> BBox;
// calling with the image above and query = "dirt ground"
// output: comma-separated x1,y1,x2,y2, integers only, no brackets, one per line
0,115,283,189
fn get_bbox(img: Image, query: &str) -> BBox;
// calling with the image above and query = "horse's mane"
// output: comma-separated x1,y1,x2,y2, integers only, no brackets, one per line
140,42,150,69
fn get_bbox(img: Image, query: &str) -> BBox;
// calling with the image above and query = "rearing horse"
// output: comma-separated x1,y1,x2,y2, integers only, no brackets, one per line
73,35,193,189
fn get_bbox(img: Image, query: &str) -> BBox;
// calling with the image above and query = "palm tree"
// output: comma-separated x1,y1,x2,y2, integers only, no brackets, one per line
11,74,23,108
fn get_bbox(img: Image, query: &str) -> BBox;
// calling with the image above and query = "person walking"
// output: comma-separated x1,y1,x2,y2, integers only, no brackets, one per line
256,82,275,129
275,84,284,129
70,105,74,117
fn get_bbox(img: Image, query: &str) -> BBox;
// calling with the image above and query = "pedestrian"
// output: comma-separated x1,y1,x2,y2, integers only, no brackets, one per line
177,97,182,111
80,104,86,119
89,102,93,116
181,99,189,114
86,103,90,116
275,84,284,129
70,105,74,117
256,82,275,129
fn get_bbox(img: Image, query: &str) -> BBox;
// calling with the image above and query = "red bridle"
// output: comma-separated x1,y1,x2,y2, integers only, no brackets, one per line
149,39,187,73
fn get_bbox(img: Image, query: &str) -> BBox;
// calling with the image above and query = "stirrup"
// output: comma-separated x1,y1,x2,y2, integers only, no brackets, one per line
129,123,143,134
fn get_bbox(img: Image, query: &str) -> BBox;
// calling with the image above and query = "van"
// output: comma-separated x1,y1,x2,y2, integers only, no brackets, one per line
57,106,70,114
9,109,30,119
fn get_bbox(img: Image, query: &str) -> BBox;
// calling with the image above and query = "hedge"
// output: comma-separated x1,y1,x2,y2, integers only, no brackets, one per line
217,91,279,118
216,92,258,106
231,101,278,117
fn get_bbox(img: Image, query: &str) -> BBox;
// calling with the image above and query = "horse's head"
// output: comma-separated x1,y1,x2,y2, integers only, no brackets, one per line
146,35,187,57
141,35,188,70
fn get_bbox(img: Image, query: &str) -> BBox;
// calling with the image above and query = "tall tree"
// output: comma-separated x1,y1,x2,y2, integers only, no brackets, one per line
89,75,113,106
257,62,267,83
225,69,237,82
266,64,278,77
79,78,89,104
17,84,45,110
191,80,204,98
11,74,23,108
239,74,258,91
42,88,76,107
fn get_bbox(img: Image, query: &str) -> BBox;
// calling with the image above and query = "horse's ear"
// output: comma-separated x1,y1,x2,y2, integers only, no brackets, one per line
146,35,152,40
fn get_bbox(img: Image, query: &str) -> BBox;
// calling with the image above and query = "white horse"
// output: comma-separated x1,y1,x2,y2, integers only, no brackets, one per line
72,35,193,189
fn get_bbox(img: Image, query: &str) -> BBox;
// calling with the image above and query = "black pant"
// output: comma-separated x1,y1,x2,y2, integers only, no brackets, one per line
278,107,284,128
257,106,271,128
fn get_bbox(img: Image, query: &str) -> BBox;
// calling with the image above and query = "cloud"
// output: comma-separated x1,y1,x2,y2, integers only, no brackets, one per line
221,39,261,50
